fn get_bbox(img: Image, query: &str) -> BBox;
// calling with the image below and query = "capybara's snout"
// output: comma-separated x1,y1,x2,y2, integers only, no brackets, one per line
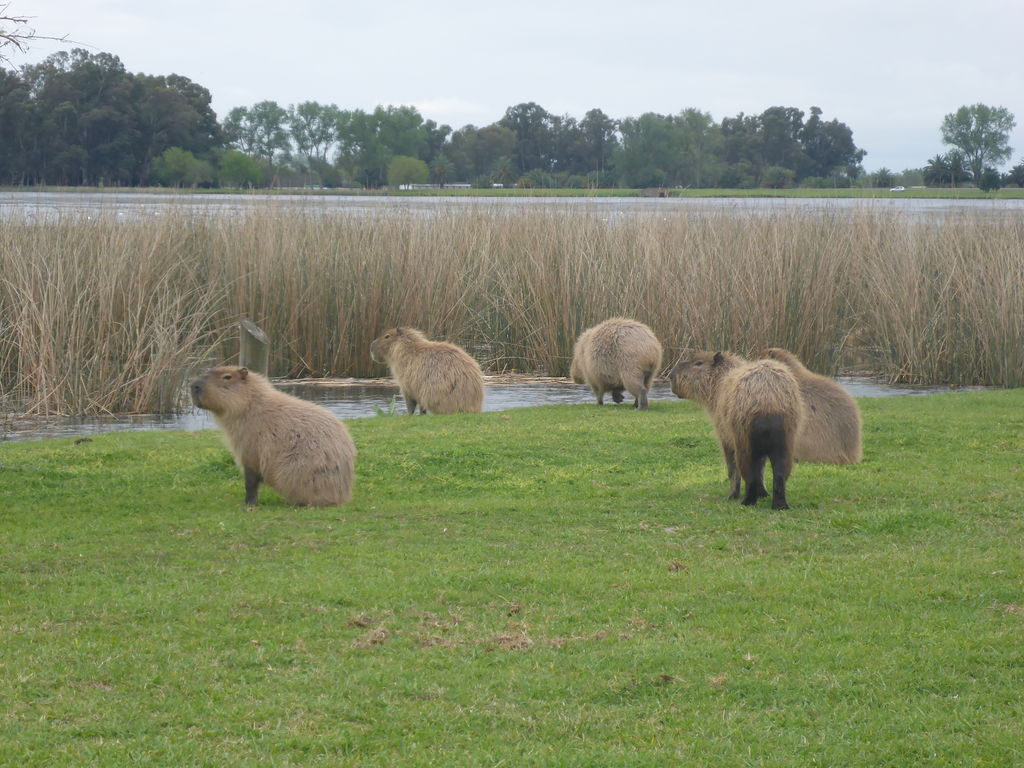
189,378,205,408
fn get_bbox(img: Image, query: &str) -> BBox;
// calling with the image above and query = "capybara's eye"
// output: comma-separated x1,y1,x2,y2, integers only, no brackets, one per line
223,374,232,380
694,361,702,367
384,334,391,339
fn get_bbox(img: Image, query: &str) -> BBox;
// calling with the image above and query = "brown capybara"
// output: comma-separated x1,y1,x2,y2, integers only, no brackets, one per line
570,317,663,410
369,327,484,414
762,347,862,464
670,351,805,510
190,366,356,506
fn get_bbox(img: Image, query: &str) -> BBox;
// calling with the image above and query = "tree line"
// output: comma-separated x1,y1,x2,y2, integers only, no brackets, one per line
0,49,1019,190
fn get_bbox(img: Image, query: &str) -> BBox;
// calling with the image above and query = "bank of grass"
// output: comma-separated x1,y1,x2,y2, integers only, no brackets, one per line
1,206,1022,415
1,391,1022,766
8,184,1024,199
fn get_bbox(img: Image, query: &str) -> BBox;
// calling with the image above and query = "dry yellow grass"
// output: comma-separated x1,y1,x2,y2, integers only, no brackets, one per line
1,206,1020,414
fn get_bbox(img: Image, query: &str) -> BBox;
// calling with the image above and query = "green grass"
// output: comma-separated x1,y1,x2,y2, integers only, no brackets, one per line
1,391,1022,766
6,184,1024,198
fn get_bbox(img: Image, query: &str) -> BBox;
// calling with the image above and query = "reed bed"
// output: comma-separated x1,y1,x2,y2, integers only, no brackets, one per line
0,204,1021,415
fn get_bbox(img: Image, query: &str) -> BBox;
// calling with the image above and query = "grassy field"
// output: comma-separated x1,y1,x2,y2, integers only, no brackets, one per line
7,184,1024,199
1,390,1022,766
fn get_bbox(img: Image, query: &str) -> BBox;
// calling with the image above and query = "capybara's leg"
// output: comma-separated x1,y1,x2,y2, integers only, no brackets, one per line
639,368,655,410
722,443,741,499
736,450,757,505
751,455,769,498
623,373,648,410
244,465,261,506
770,448,792,510
611,387,625,404
404,393,418,415
592,385,605,405
636,387,649,410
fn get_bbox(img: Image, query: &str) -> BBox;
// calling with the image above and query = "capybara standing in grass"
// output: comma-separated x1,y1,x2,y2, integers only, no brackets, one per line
570,317,663,409
190,366,356,506
670,352,804,510
762,347,862,464
369,327,484,414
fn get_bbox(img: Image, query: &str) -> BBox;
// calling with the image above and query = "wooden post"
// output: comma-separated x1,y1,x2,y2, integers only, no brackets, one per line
239,317,270,376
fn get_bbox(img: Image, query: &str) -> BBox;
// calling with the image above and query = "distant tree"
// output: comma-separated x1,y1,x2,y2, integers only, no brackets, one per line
1004,161,1024,187
152,147,212,187
800,106,866,181
335,109,389,187
978,167,1002,192
758,106,807,174
490,155,515,186
0,67,31,183
374,104,427,159
223,101,290,175
923,151,971,187
941,104,1016,183
429,152,454,186
387,154,429,186
761,165,795,189
894,168,924,187
420,118,452,165
615,112,680,187
577,108,619,185
871,168,895,188
218,149,262,188
675,108,723,187
288,101,340,165
448,123,517,181
132,73,221,184
499,102,557,173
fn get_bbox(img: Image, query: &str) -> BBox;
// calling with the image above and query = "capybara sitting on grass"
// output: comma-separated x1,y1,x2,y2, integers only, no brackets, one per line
670,352,804,510
190,366,356,506
570,317,663,410
762,347,862,464
369,327,484,414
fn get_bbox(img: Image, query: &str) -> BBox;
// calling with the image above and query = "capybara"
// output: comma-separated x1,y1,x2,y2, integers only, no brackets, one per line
570,317,663,410
762,347,862,464
190,366,356,506
369,327,484,414
670,351,804,510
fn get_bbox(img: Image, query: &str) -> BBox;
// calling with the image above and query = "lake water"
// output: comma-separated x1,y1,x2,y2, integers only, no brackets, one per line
1,376,958,443
3,190,1023,220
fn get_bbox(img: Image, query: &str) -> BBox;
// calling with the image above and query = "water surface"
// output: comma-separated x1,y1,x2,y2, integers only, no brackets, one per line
3,190,1022,220
2,377,957,443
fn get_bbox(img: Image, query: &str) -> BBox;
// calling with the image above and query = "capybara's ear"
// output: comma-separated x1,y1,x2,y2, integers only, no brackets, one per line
395,328,404,336
239,367,249,380
713,352,724,366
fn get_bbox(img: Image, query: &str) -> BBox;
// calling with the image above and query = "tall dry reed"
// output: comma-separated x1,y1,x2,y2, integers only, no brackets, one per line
0,204,1020,415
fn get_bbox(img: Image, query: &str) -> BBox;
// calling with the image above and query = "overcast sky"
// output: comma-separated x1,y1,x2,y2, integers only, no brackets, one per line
13,0,1024,172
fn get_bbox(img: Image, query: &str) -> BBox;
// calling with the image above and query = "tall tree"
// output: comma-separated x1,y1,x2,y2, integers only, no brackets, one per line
674,108,723,187
223,100,290,174
940,104,1016,183
132,73,221,184
577,108,619,185
287,101,340,165
448,123,516,182
800,106,865,180
499,102,556,173
615,112,679,187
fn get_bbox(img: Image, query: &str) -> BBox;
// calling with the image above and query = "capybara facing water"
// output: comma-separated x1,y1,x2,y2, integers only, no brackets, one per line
190,366,356,506
570,317,663,409
670,352,805,510
369,327,484,414
762,347,862,464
